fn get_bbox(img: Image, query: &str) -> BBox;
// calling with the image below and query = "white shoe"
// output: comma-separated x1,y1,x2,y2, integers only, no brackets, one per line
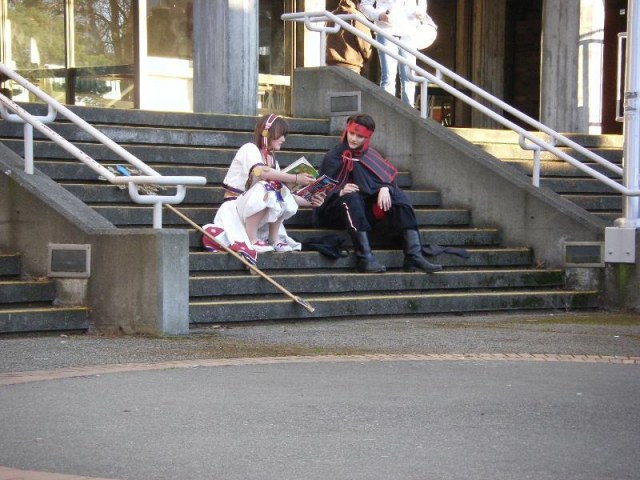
272,242,293,252
252,240,274,253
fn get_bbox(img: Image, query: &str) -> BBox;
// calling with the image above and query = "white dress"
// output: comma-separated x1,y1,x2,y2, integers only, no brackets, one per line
202,143,301,260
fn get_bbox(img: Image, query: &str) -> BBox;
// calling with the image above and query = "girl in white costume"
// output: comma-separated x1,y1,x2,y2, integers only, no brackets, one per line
203,114,324,262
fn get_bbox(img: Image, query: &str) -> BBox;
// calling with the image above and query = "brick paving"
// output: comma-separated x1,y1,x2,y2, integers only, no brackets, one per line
0,466,120,480
1,352,638,387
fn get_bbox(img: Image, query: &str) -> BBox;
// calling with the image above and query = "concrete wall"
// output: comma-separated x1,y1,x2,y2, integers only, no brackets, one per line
0,144,190,335
293,66,605,270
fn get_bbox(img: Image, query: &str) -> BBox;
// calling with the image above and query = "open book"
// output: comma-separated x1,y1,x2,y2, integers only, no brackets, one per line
282,156,337,201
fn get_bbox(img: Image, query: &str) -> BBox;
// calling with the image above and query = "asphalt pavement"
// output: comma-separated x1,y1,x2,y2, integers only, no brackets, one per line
1,311,639,480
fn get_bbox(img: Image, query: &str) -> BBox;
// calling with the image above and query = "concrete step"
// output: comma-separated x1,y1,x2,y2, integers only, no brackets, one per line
449,128,624,148
189,289,599,323
4,140,329,168
188,248,534,272
0,253,90,334
587,211,619,223
0,253,21,276
189,268,566,297
10,103,332,133
0,305,90,334
504,159,622,179
43,161,412,189
471,143,622,163
561,194,622,211
1,108,603,332
540,178,619,194
453,128,624,224
60,176,425,204
0,122,338,153
184,227,503,249
0,278,56,303
91,205,468,228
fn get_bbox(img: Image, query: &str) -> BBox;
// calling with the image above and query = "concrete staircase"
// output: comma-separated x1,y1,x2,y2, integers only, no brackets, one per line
450,128,624,224
0,107,599,331
0,252,89,333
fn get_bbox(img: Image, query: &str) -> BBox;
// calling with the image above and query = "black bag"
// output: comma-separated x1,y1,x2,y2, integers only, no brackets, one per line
301,234,350,259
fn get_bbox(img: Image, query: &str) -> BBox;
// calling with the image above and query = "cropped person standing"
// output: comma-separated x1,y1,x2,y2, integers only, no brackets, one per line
358,0,427,106
326,0,373,74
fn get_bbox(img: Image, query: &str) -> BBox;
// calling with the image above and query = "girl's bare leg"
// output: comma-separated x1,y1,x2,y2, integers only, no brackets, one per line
245,209,267,244
268,219,284,244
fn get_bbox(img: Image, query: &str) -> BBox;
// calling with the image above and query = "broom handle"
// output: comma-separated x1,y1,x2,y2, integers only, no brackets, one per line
166,204,315,313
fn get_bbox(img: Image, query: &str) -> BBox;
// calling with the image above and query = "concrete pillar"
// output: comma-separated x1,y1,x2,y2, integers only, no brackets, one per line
541,0,605,133
193,0,258,115
471,0,506,128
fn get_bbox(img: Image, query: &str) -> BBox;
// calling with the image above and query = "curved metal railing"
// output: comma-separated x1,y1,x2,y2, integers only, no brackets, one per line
0,63,207,228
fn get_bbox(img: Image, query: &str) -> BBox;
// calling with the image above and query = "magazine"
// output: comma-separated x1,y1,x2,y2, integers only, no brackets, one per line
282,156,338,200
282,156,319,176
292,174,338,202
282,156,319,191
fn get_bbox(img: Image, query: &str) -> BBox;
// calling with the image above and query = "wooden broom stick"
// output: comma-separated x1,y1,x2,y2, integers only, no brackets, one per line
166,204,315,313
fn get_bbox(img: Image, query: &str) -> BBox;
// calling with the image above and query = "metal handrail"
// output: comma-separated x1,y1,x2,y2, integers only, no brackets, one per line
282,11,640,202
0,63,206,228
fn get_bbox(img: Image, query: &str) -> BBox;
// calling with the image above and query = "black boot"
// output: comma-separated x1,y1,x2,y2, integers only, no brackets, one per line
350,231,386,273
402,229,442,273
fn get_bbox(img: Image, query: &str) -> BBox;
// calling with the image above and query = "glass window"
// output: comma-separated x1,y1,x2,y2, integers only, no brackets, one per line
6,0,65,69
142,0,193,112
3,0,136,108
72,0,134,68
147,0,192,59
5,0,65,102
71,0,135,108
258,0,294,115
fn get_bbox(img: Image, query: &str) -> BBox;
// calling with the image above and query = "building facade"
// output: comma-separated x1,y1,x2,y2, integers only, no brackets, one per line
0,0,629,134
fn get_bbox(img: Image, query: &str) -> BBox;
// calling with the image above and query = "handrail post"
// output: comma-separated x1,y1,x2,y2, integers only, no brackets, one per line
519,134,542,187
532,150,541,187
617,0,640,228
153,202,163,229
23,123,34,175
419,81,428,119
320,30,328,66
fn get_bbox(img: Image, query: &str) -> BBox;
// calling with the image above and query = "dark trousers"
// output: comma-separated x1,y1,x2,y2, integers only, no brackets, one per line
316,192,418,233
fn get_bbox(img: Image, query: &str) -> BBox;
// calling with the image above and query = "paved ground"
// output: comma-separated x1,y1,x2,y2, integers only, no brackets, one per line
1,311,639,480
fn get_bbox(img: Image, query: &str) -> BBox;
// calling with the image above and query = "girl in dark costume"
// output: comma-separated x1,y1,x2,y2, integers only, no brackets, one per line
315,113,442,273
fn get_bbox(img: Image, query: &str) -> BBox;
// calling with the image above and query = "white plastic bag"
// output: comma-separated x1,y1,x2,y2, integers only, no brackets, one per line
414,15,437,50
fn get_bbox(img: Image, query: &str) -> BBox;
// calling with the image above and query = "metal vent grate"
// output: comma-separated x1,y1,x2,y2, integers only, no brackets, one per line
48,244,91,278
563,242,604,267
329,91,361,116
